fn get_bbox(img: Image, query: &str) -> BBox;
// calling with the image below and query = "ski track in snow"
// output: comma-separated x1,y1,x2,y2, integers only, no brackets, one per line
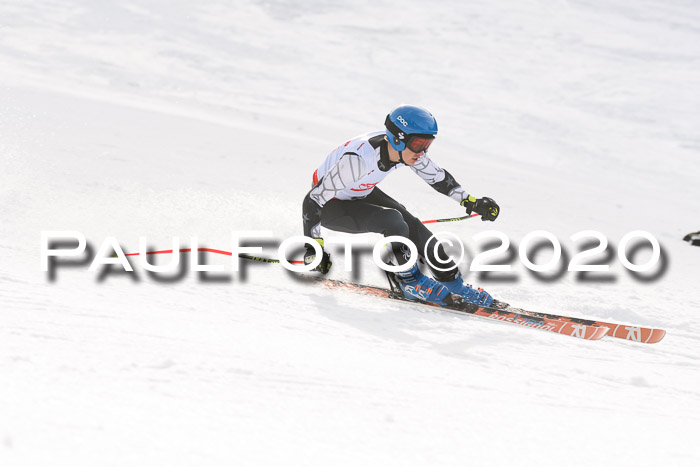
1,1,700,466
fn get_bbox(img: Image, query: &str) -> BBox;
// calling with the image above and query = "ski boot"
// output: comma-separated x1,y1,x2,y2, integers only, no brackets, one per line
442,272,494,307
394,263,455,306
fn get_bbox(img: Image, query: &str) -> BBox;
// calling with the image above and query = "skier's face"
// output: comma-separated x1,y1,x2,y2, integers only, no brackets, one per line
402,146,426,166
402,135,434,165
386,135,431,165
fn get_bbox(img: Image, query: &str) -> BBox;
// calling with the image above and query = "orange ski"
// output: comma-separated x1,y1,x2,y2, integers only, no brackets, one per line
307,277,609,341
493,302,666,344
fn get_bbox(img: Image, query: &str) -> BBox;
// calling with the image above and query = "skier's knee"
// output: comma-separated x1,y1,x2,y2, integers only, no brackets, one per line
377,209,409,237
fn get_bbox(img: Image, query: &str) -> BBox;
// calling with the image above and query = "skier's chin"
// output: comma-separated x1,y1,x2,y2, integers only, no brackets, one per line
404,154,421,165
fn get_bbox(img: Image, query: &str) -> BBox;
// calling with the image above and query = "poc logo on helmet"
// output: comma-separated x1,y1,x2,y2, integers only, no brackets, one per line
397,116,408,127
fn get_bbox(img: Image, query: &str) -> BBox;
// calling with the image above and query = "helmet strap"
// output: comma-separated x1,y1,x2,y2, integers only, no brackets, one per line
398,150,406,165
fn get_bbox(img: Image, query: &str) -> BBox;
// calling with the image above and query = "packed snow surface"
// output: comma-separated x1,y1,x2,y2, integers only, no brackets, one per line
2,1,700,466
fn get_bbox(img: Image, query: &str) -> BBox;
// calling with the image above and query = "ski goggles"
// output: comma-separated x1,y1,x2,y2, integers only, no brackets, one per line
405,135,435,153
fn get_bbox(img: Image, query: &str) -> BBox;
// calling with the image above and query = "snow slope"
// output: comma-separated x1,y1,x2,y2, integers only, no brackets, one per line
2,1,700,466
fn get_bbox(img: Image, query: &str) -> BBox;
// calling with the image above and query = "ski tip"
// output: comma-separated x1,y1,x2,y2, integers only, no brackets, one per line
645,329,666,344
608,324,667,344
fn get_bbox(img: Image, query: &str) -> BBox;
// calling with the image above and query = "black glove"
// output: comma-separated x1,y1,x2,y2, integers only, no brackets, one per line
304,238,332,274
462,195,500,222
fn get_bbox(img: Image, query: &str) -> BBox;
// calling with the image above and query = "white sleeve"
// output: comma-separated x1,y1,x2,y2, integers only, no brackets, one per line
310,153,367,206
410,155,469,203
302,153,368,238
410,154,445,185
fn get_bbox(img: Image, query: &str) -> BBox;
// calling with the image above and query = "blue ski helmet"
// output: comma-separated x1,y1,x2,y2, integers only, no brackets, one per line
384,105,438,152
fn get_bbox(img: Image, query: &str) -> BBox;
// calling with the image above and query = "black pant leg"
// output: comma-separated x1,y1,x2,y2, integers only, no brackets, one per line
321,195,413,264
321,197,409,238
320,189,459,281
362,189,459,282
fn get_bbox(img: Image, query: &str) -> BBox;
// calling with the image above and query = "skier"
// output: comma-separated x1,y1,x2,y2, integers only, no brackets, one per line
301,105,500,306
684,231,700,247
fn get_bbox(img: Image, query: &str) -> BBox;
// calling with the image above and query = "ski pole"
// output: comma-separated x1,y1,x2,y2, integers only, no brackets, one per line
238,253,304,265
123,248,304,264
121,212,476,263
421,213,479,224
